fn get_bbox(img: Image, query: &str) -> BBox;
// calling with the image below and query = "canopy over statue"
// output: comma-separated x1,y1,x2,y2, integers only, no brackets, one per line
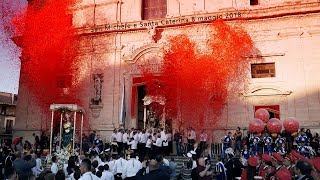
49,104,85,156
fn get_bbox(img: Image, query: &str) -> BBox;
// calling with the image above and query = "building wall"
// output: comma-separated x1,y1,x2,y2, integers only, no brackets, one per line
15,0,320,142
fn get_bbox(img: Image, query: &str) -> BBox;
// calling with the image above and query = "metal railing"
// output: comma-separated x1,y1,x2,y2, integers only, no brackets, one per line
211,143,223,157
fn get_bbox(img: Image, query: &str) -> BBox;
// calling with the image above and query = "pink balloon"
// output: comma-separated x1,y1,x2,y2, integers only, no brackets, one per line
283,117,300,133
255,108,270,123
249,118,265,133
266,118,282,133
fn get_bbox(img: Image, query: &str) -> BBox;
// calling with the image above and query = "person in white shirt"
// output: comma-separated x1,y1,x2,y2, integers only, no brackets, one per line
110,129,117,142
129,128,134,138
122,129,129,151
92,152,102,165
79,159,100,180
123,153,142,179
160,128,166,141
101,164,115,180
116,129,123,154
145,129,151,139
199,129,208,153
145,135,153,157
108,155,117,175
113,153,127,180
187,128,196,152
32,153,43,177
153,134,162,156
133,131,140,142
166,130,173,155
138,129,148,158
163,135,169,156
51,156,59,174
152,133,157,142
127,137,138,154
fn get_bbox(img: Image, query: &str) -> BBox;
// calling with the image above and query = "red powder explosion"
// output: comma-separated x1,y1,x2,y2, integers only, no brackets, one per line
6,0,89,129
13,0,82,106
142,20,254,132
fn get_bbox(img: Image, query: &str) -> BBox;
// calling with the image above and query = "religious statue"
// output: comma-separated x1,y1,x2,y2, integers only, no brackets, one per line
62,113,73,150
91,73,103,105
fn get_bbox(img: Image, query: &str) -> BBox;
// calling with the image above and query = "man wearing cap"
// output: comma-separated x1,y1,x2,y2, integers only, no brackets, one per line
259,154,274,180
269,153,291,180
274,168,292,180
241,156,259,180
284,154,296,177
291,150,305,160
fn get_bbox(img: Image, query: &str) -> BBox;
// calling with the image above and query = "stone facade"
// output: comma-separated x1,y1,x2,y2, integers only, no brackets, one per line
15,0,320,142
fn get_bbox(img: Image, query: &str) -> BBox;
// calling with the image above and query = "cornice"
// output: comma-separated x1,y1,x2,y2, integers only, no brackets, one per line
76,1,320,36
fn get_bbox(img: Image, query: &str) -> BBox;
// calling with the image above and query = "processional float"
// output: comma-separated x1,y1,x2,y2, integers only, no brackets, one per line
49,104,85,156
142,95,166,129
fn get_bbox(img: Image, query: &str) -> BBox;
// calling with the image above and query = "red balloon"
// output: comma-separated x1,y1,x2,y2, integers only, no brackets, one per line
255,108,270,123
283,117,300,133
266,118,282,133
249,118,265,133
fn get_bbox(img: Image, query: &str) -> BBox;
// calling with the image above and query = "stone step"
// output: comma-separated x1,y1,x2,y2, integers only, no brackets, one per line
166,156,217,176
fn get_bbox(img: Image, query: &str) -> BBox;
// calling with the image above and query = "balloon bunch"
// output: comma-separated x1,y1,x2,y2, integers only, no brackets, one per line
249,108,300,137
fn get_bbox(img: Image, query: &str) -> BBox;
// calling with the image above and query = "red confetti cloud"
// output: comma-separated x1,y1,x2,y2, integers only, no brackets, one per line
142,20,254,132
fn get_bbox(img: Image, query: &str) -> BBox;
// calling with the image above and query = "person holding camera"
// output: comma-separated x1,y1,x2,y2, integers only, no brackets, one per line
196,157,213,180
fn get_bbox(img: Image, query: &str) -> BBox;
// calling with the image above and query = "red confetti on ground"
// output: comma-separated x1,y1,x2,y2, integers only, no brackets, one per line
142,20,254,132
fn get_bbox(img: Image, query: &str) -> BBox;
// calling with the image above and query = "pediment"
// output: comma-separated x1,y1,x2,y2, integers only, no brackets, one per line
123,43,162,64
243,86,292,97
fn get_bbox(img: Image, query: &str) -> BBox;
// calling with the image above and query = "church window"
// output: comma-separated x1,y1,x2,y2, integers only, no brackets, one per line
142,0,167,20
250,0,259,5
251,63,275,78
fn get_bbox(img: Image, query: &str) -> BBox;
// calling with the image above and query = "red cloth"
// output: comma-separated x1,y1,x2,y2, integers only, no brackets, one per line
241,169,247,180
262,154,272,162
313,157,320,173
259,165,274,179
275,167,291,180
12,137,21,145
273,153,285,162
259,166,265,177
248,156,259,166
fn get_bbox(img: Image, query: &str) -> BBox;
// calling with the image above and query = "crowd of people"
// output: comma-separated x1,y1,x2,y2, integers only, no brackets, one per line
1,126,320,180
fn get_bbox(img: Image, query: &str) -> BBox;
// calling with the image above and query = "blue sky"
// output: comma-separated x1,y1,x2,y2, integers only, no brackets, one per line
0,0,26,94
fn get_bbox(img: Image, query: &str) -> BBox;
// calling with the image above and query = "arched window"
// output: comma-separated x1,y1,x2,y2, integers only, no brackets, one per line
142,0,167,20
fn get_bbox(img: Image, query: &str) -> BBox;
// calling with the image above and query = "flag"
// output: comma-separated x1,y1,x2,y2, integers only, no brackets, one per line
120,78,126,128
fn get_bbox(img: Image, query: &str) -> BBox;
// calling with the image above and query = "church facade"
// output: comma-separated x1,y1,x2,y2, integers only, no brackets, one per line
15,0,320,142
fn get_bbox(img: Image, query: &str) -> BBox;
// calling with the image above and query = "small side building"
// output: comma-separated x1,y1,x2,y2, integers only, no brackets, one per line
0,92,17,143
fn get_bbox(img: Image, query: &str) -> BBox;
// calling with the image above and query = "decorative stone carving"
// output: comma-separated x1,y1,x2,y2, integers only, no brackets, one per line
89,73,104,118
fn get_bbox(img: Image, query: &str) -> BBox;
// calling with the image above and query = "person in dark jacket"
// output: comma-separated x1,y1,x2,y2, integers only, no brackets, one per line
13,151,36,180
136,159,170,180
224,154,244,180
295,159,314,180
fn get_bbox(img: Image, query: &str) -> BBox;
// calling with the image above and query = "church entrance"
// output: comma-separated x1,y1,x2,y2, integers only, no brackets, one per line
137,85,146,129
136,84,167,130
